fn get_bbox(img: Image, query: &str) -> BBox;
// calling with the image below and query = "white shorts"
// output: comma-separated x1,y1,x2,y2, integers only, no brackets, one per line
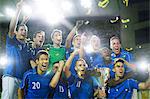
1,76,21,99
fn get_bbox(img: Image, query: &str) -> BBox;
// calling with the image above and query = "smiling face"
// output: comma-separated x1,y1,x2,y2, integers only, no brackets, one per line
111,38,121,55
36,53,49,73
113,62,125,79
16,25,28,40
75,59,88,79
33,32,45,47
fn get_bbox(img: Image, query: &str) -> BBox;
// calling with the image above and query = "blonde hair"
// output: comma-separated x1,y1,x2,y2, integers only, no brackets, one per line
110,36,120,49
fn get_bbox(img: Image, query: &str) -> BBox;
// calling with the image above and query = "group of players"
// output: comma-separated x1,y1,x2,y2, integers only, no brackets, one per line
1,0,150,99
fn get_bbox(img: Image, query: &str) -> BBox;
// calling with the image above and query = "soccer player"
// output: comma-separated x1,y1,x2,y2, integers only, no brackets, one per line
65,20,84,75
30,31,45,68
64,50,105,99
2,0,32,99
44,29,66,71
100,47,114,78
52,61,69,99
107,59,150,99
110,36,133,62
21,16,46,68
18,50,64,99
85,35,104,70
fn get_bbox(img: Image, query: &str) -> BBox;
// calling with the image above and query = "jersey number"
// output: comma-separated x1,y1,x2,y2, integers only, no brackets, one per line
32,82,40,89
59,86,64,92
76,81,81,88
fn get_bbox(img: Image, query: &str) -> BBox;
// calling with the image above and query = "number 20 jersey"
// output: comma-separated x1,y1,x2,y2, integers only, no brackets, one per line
20,68,54,98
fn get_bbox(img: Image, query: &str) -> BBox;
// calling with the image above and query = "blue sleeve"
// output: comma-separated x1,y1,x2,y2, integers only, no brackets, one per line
66,47,74,60
125,52,133,62
20,71,31,89
6,35,15,46
129,79,139,90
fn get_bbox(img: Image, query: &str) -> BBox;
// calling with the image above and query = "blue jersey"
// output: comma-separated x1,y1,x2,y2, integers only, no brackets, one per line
107,79,139,99
20,68,55,99
30,47,43,61
111,49,133,63
111,49,134,73
68,74,98,99
4,35,32,79
66,47,79,76
85,52,104,70
53,73,69,99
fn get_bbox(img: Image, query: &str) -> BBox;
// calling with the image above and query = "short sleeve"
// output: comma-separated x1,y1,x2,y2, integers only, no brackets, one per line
129,79,139,90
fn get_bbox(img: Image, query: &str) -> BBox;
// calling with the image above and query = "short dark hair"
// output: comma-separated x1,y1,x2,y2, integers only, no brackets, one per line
114,59,124,65
16,24,28,32
33,31,45,38
36,50,49,60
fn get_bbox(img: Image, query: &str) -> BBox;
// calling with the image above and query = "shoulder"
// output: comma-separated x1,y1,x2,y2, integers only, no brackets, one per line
121,49,131,55
23,69,35,78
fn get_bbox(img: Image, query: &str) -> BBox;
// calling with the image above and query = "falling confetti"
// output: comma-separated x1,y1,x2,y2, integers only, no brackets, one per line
98,0,109,8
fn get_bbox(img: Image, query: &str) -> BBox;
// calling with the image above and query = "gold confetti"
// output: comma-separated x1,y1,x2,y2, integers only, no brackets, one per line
121,18,130,23
123,0,129,7
98,0,109,8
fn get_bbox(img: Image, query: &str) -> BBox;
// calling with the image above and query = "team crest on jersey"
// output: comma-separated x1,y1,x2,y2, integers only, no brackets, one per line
56,53,59,56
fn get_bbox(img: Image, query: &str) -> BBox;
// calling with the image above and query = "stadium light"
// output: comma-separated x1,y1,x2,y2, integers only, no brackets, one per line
61,0,73,13
0,55,8,69
33,0,65,25
22,4,32,16
5,8,15,17
84,44,94,53
80,0,92,9
137,60,149,71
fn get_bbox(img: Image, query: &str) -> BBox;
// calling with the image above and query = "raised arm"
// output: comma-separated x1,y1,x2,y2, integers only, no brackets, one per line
21,15,30,25
139,81,150,89
64,50,78,78
115,58,136,70
79,33,87,58
9,0,23,38
65,20,83,49
49,60,64,88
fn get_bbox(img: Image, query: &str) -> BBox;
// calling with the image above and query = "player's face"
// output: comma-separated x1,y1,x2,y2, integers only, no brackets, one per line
75,60,87,77
52,32,62,45
38,54,49,72
52,63,59,73
73,35,81,49
16,26,28,40
114,62,125,78
101,49,110,60
91,37,100,51
111,39,121,55
34,32,45,47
